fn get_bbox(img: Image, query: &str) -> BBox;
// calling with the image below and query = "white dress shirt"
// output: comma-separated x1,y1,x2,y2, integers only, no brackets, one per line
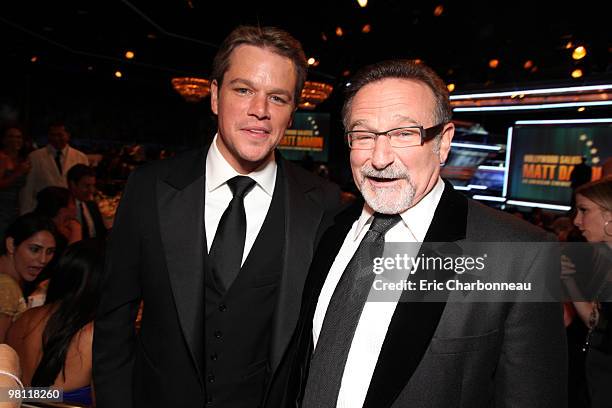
76,199,96,238
312,178,445,408
20,145,89,214
204,135,277,265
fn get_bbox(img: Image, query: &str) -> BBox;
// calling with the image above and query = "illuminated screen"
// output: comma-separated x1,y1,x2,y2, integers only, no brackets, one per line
507,122,611,205
278,112,330,161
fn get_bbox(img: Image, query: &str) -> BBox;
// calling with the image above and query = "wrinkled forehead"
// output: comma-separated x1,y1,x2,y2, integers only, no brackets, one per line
347,79,437,129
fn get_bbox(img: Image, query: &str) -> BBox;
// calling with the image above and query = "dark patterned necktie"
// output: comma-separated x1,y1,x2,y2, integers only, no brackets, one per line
208,176,256,290
302,213,402,408
55,150,62,175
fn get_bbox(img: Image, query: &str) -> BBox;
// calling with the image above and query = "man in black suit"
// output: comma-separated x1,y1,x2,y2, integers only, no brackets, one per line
284,60,566,408
93,26,340,408
67,164,107,240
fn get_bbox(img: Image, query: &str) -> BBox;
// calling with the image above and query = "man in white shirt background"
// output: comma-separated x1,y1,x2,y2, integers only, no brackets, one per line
286,59,566,408
20,122,88,214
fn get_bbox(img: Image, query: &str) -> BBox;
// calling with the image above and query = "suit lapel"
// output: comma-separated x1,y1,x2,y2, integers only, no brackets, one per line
290,201,364,403
158,149,207,389
269,158,327,372
363,180,468,408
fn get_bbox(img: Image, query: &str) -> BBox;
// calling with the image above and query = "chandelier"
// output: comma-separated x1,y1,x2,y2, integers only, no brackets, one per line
299,81,333,110
171,77,210,102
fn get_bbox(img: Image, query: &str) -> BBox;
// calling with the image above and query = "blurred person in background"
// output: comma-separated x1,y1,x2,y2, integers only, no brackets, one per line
7,239,105,407
0,213,57,342
0,124,31,235
20,121,88,214
67,164,107,240
34,186,81,246
565,176,612,408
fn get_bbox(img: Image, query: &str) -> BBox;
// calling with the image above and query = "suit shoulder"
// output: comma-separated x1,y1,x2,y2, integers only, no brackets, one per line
28,147,47,159
128,149,203,180
282,159,340,196
466,199,552,242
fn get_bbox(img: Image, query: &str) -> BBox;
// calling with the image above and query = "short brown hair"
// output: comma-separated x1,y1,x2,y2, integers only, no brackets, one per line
342,59,452,129
576,176,612,212
211,25,307,105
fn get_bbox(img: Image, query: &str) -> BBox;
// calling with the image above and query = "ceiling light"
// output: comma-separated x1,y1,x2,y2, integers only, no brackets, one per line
114,71,123,78
357,0,367,7
571,68,583,78
434,5,444,16
307,57,316,66
565,41,573,49
572,46,587,60
362,24,371,33
125,51,135,59
523,60,533,69
30,56,38,63
577,107,586,112
447,83,455,92
299,81,334,110
171,77,211,102
488,59,499,69
336,27,344,37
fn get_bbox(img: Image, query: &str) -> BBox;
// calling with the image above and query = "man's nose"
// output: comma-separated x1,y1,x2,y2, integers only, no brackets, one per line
370,136,395,170
248,95,270,120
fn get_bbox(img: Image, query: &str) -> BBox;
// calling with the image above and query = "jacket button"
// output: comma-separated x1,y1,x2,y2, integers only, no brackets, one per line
218,304,227,312
207,374,215,383
210,353,218,361
206,395,213,404
214,330,223,339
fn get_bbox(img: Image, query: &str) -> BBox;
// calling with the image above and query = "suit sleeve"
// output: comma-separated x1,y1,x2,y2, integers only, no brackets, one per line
93,171,144,408
495,239,568,408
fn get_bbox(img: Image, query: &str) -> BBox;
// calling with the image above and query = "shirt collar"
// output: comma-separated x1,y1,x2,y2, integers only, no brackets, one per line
353,177,445,241
205,134,277,196
47,145,68,156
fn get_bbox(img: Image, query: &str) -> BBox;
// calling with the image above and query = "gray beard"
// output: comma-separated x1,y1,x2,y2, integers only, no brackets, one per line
359,165,416,214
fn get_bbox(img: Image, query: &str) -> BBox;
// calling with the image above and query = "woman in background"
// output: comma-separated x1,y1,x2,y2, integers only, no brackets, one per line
0,213,57,342
570,176,612,407
7,239,104,406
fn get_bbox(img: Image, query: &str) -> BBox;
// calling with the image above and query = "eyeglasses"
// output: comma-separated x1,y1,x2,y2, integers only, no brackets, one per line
346,123,446,150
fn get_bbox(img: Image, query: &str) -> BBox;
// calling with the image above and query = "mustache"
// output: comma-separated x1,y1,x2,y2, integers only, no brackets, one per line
360,164,409,179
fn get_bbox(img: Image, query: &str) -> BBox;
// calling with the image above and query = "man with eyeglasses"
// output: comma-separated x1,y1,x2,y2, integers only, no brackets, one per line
280,60,567,408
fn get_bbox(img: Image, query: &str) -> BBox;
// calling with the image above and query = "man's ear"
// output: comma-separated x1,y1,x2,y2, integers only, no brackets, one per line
210,80,219,115
438,122,455,164
5,237,15,256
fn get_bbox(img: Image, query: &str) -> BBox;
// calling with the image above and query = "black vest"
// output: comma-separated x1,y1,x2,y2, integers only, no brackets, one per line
204,170,285,408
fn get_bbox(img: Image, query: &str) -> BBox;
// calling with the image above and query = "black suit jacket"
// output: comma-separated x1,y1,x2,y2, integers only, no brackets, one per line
282,180,567,408
93,148,341,408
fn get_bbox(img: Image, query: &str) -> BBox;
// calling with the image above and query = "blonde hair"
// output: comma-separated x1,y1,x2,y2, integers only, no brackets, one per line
575,176,612,212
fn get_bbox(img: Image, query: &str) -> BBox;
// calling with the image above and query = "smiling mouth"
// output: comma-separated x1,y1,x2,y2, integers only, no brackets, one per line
242,127,270,135
369,176,398,182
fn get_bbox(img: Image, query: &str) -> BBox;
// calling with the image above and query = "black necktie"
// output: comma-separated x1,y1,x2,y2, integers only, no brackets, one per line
209,176,256,290
55,150,62,175
302,213,402,408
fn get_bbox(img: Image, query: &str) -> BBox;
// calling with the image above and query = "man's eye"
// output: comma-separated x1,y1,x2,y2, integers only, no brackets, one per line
235,88,251,95
270,95,288,104
29,246,41,253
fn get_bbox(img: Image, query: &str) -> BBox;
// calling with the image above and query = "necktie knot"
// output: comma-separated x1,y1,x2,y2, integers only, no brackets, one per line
227,176,255,199
369,213,402,236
